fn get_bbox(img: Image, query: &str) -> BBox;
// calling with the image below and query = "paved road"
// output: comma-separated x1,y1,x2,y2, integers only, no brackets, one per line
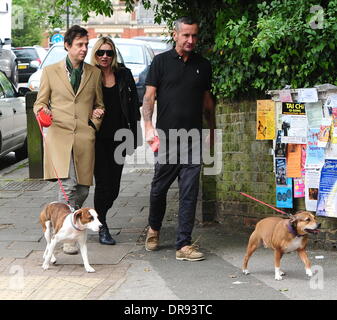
0,159,335,304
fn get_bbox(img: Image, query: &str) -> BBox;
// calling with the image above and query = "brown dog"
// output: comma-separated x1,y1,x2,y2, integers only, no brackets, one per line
242,211,320,280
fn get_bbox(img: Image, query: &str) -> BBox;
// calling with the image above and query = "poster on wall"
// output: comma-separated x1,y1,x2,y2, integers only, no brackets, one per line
276,158,287,185
305,101,323,128
297,88,318,103
305,168,321,211
316,159,337,218
276,178,293,208
294,178,305,198
274,130,286,157
286,144,302,178
281,103,307,144
306,128,325,168
256,100,276,140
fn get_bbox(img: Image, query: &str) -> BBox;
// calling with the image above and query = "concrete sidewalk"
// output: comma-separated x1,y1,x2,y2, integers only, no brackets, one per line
0,158,336,300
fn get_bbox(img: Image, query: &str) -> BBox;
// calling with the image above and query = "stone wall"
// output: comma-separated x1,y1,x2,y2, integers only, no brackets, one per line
202,99,337,249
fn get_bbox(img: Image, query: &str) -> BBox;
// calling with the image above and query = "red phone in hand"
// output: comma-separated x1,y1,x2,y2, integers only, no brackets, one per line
151,136,160,152
37,109,52,127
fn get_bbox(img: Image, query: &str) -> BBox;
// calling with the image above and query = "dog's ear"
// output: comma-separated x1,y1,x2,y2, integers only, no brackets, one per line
73,209,83,224
289,214,298,224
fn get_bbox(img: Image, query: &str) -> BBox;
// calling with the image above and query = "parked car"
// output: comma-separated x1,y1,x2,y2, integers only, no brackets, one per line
132,36,173,55
0,71,30,160
27,41,124,92
0,44,18,87
12,46,47,83
111,38,155,104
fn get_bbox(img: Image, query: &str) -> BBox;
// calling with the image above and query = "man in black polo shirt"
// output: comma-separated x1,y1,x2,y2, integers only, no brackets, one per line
142,17,215,261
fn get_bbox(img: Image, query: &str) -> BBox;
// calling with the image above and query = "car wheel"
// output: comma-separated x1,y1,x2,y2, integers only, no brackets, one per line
15,138,28,161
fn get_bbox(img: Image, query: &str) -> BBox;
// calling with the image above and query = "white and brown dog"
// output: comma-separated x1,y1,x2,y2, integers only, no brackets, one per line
39,202,102,273
242,211,321,280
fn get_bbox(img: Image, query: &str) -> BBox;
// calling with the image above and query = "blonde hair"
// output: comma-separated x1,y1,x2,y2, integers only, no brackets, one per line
90,37,118,71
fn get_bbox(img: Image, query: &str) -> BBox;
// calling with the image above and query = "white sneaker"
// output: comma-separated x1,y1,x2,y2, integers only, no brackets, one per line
63,242,78,255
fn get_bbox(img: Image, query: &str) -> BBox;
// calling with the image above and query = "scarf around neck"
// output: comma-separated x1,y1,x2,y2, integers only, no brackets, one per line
66,55,83,94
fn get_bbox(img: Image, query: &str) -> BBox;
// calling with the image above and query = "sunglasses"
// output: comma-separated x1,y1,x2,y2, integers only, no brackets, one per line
96,50,114,57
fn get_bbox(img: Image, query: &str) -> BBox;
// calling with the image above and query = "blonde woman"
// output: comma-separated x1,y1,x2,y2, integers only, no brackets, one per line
91,37,141,245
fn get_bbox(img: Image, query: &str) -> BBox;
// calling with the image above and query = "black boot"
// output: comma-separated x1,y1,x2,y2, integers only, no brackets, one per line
99,225,116,245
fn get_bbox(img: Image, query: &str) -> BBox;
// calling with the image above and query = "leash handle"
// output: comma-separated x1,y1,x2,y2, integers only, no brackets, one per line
240,192,292,217
35,113,70,206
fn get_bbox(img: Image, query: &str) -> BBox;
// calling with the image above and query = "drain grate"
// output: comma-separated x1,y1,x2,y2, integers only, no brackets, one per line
0,180,49,191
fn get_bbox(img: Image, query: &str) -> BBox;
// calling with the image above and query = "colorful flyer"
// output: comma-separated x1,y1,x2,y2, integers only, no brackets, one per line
286,144,302,178
256,100,275,140
276,178,293,208
316,159,337,217
306,128,325,168
317,119,331,148
294,178,305,198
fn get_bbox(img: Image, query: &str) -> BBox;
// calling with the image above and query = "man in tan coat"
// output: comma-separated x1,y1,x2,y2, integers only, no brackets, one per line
34,25,105,254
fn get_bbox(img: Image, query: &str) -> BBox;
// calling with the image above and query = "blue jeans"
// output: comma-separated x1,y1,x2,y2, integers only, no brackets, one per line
149,162,201,250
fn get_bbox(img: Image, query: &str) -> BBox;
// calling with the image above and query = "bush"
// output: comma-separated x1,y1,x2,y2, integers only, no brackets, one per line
212,0,337,100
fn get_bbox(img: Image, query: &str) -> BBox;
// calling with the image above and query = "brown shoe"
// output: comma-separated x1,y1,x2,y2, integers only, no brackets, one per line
145,228,159,251
176,245,205,261
63,242,79,255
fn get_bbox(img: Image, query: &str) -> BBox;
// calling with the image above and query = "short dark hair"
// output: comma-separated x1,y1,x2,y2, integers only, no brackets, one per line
64,25,88,51
174,17,198,31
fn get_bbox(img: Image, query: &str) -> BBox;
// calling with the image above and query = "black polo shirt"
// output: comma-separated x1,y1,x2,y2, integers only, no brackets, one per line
145,48,212,134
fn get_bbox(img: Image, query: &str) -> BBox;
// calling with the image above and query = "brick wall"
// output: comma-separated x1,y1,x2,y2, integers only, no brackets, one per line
202,99,337,249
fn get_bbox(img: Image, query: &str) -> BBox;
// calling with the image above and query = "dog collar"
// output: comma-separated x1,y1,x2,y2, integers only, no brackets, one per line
70,212,85,232
287,221,305,237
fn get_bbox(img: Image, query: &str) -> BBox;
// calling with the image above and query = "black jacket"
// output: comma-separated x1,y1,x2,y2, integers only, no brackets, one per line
115,65,142,151
96,64,142,154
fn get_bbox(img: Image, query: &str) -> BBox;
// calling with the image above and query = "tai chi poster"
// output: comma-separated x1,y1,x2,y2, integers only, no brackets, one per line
256,100,275,140
281,103,307,144
317,159,337,218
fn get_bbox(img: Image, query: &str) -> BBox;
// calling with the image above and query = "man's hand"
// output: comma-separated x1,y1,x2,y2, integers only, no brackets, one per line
93,109,104,119
38,106,52,116
145,125,157,145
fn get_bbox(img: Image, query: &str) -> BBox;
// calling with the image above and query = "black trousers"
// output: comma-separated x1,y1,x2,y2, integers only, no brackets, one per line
94,139,124,226
149,162,201,250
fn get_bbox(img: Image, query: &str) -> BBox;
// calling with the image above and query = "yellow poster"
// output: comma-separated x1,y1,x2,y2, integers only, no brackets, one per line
256,100,276,140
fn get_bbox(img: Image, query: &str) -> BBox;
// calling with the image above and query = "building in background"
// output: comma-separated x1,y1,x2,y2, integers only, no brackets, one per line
83,0,168,39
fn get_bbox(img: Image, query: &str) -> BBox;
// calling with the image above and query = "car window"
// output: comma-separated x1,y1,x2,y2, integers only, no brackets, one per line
148,42,169,51
41,43,124,70
41,46,68,68
0,72,15,98
116,44,145,64
0,84,4,99
144,47,153,65
13,48,39,60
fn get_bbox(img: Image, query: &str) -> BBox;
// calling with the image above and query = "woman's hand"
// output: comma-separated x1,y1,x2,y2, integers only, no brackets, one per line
93,108,104,119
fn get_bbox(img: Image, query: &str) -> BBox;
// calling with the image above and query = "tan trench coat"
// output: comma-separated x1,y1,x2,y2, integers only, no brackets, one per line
33,60,104,186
